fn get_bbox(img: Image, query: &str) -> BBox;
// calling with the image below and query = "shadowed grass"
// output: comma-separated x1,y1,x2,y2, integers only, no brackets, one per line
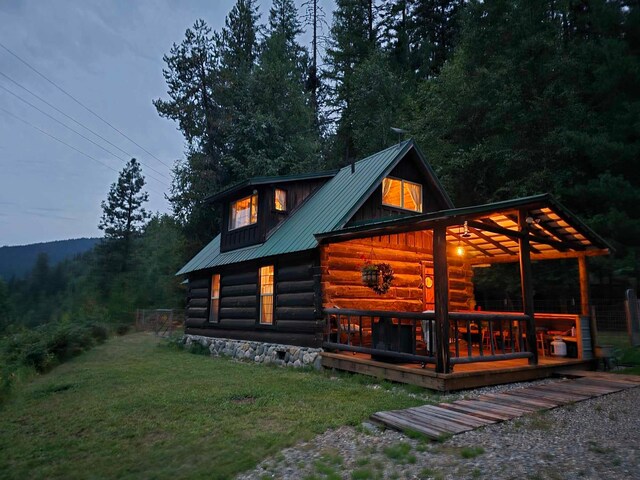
0,333,423,480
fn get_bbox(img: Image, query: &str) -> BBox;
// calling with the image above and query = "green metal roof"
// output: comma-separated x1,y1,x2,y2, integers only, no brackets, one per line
177,140,420,275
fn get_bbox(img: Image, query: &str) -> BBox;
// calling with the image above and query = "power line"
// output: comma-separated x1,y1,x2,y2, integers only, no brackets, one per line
0,106,166,198
0,82,171,187
0,69,173,178
0,40,174,170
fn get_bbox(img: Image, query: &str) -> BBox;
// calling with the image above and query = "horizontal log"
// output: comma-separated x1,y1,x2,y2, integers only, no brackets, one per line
189,298,209,308
325,258,420,275
276,307,316,320
220,296,256,308
324,285,421,300
221,271,257,287
276,292,315,307
449,280,470,291
321,272,421,288
219,307,256,319
219,318,257,328
321,244,432,262
324,299,422,312
188,277,210,289
277,280,315,294
275,319,323,333
184,327,321,348
185,317,207,328
277,264,313,282
187,307,208,319
189,288,209,299
221,283,257,297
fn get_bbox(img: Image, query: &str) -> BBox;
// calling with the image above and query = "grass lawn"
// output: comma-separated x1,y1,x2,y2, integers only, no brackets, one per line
0,333,427,480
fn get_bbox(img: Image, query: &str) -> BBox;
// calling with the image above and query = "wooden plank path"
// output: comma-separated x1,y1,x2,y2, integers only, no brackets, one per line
371,372,640,439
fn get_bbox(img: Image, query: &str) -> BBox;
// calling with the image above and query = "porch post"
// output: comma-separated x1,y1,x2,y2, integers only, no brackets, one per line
433,224,451,374
578,255,590,317
518,210,538,365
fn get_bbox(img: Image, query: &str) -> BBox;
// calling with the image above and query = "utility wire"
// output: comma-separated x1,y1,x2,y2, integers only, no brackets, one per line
0,69,172,178
0,40,174,170
0,106,166,197
0,83,171,187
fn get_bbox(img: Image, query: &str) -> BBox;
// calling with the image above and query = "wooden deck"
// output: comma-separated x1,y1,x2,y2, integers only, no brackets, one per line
321,351,591,391
370,372,640,439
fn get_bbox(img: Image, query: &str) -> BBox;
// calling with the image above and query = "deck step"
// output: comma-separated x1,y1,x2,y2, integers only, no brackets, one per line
371,373,640,438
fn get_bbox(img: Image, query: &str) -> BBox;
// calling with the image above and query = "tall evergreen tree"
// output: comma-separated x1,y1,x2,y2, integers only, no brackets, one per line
98,158,150,272
154,20,223,249
240,0,320,177
324,0,379,163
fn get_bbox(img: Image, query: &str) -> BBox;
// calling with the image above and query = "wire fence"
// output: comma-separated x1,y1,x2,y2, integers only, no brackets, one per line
135,309,184,337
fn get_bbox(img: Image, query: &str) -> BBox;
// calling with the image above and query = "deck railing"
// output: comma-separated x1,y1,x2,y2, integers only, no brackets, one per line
322,308,533,369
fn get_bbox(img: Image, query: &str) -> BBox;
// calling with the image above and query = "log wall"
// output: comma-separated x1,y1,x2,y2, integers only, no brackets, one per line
184,252,323,347
320,232,474,312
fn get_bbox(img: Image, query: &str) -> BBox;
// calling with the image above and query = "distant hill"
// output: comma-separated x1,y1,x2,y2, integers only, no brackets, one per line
0,238,101,281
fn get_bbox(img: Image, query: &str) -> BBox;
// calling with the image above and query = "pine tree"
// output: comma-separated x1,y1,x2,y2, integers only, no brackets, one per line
241,0,320,177
324,0,379,163
98,158,150,272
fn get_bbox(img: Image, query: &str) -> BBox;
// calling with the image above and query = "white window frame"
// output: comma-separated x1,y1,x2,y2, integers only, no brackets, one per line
381,177,423,212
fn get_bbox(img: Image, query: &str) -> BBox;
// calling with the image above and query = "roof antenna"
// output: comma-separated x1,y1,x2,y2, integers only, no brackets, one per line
391,127,409,143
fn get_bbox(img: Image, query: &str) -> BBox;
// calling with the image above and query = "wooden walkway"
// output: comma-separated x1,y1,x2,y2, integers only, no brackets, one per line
371,371,640,439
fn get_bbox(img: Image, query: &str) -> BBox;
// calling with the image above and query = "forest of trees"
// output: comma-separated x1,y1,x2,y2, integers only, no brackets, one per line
1,0,638,334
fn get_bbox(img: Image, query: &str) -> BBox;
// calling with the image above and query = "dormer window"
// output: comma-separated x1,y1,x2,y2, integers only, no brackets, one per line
382,177,422,212
274,188,287,212
229,193,258,230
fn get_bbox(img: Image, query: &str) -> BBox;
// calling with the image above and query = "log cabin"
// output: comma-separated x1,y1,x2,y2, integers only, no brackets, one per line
177,140,613,390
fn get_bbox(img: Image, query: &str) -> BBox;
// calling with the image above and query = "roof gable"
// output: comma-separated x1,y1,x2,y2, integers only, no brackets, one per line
177,140,451,275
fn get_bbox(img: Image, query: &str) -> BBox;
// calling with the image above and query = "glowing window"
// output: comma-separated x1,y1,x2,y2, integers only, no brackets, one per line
382,177,422,212
229,193,258,230
259,265,274,325
274,188,287,212
209,274,220,323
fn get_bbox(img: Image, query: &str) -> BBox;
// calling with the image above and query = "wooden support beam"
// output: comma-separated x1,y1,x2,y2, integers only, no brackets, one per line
434,224,451,374
469,220,523,239
578,255,590,317
446,228,494,257
469,227,516,255
468,248,610,265
518,210,538,366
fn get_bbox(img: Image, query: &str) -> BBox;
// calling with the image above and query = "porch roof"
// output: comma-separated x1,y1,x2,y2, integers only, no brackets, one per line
315,194,613,263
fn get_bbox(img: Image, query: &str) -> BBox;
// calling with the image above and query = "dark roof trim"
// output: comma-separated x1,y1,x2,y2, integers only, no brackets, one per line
204,170,339,203
315,193,613,252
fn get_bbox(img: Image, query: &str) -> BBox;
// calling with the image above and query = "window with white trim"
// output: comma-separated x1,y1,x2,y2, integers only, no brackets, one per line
209,274,221,323
229,193,258,230
259,265,274,325
382,177,422,212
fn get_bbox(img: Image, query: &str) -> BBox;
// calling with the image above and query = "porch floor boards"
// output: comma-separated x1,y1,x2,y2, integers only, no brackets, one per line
320,351,590,391
370,373,640,439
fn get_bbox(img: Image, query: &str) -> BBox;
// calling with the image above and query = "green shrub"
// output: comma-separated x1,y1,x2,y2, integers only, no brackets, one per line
188,341,210,356
116,324,131,336
89,323,109,344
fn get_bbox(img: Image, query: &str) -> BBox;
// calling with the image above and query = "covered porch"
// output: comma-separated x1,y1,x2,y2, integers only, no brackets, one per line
316,194,611,389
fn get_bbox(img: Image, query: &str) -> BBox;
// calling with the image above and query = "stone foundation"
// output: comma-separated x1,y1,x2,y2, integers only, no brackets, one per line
183,334,323,369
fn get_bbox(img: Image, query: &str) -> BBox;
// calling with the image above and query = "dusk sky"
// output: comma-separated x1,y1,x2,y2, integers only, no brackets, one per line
0,0,332,246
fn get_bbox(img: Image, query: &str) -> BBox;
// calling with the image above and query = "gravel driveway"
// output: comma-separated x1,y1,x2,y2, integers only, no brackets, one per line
238,381,640,480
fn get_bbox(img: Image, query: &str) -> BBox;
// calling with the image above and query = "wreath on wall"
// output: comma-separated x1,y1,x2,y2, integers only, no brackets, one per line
361,261,395,295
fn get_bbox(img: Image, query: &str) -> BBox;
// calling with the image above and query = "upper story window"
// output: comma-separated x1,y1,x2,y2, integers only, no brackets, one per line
229,193,258,230
382,177,423,212
274,188,287,212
